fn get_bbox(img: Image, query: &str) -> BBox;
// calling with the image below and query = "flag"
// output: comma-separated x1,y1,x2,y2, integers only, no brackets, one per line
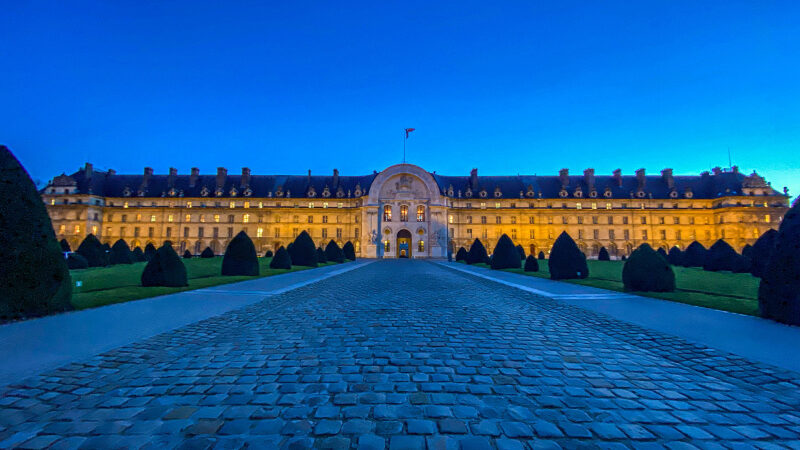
405,128,415,138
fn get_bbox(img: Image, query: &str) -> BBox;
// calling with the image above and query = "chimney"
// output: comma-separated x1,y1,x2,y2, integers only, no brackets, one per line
307,169,312,185
141,167,153,189
333,168,339,189
661,168,674,189
470,168,478,190
558,168,569,189
712,166,722,175
84,162,93,179
216,167,227,189
189,167,200,187
106,169,116,177
635,168,646,189
612,169,623,187
240,167,251,188
732,165,739,174
583,168,595,191
168,167,178,188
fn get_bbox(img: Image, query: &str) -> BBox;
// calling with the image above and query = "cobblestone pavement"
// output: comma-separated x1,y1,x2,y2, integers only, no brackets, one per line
2,260,800,449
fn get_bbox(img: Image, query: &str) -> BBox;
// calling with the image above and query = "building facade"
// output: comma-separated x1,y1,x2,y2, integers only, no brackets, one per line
42,163,789,259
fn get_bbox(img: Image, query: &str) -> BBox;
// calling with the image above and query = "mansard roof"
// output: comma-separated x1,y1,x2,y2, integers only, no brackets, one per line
47,165,783,200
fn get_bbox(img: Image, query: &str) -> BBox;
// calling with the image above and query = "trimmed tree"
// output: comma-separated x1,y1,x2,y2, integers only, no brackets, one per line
222,231,259,276
76,234,107,267
524,255,539,272
141,244,188,287
132,246,146,262
343,241,356,261
110,239,134,265
516,244,526,260
316,247,327,264
325,240,345,263
622,243,676,292
455,247,467,262
200,247,215,258
0,146,72,320
703,240,742,272
59,239,71,252
538,251,545,260
491,234,521,270
598,247,610,261
466,238,489,265
751,229,778,278
269,246,292,269
183,250,193,258
548,231,588,280
144,243,157,261
656,247,668,261
289,231,318,267
67,253,89,270
742,244,754,260
264,250,273,258
681,241,707,267
758,201,800,325
667,246,683,265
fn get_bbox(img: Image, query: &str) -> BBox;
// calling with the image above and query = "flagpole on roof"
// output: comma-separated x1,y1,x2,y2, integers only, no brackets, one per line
403,129,406,164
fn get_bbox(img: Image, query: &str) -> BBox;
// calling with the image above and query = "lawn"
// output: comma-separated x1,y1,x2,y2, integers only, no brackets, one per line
466,260,760,316
70,257,338,310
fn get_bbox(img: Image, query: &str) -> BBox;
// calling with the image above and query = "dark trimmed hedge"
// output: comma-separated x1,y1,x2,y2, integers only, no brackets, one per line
289,231,317,267
758,201,800,325
682,241,707,267
264,250,273,258
548,232,588,280
751,229,777,278
491,235,521,270
183,250,193,258
466,239,489,265
598,247,610,261
703,240,742,272
455,247,467,262
343,241,356,261
60,239,71,252
144,243,157,261
132,247,146,262
656,247,668,261
0,147,72,320
221,231,259,276
742,244,753,260
141,244,188,287
317,247,327,264
325,240,345,263
67,253,89,269
200,247,215,258
524,255,539,272
110,239,134,265
538,251,545,260
622,243,676,292
667,246,683,265
516,245,526,260
76,234,107,267
269,246,292,269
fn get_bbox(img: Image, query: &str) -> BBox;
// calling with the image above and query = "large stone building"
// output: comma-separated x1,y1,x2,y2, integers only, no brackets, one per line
42,163,789,259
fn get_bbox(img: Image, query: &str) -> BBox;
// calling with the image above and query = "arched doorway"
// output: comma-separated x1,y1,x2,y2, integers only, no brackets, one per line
397,229,412,258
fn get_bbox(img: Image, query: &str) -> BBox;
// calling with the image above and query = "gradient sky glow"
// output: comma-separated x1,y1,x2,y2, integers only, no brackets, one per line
2,1,798,197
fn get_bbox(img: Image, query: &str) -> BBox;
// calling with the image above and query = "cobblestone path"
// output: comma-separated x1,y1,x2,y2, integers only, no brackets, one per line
1,260,800,449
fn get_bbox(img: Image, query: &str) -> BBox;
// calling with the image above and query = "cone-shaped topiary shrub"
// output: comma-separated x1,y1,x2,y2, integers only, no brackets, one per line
67,253,89,269
59,239,71,252
621,255,627,260
289,231,318,267
491,234,521,270
548,231,588,280
466,239,489,265
0,146,72,320
682,241,707,267
144,243,157,261
270,246,292,269
264,250,273,258
183,250,193,259
516,244,526,260
703,240,742,272
317,247,327,264
598,247,610,261
758,201,800,325
132,246,146,262
222,231,259,276
141,244,188,287
667,246,683,265
751,229,778,278
524,255,539,272
623,243,676,292
455,247,467,262
76,234,106,267
538,251,545,260
109,239,134,265
325,240,345,263
742,244,753,260
343,241,356,260
200,247,215,258
656,247,668,261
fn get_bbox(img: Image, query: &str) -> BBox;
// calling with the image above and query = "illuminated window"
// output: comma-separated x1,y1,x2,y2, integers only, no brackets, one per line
418,240,425,252
244,201,250,208
150,215,156,222
243,214,250,223
50,199,55,205
400,205,408,222
576,203,582,210
257,227,263,237
186,201,192,208
74,225,81,234
592,202,597,210
606,203,612,209
383,205,392,221
309,202,314,209
495,202,500,209
480,202,486,209
92,225,98,235
765,215,770,223
258,202,263,208
448,215,453,224
168,214,173,222
384,240,391,252
59,224,65,234
123,202,129,208
229,202,235,208
214,214,220,223
323,202,328,209
338,202,343,208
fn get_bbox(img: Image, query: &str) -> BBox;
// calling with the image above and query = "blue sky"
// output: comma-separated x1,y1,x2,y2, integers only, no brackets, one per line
2,1,798,197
